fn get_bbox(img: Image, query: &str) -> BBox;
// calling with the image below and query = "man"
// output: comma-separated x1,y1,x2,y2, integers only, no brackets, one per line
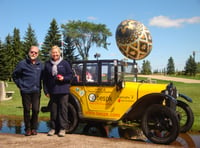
12,46,43,136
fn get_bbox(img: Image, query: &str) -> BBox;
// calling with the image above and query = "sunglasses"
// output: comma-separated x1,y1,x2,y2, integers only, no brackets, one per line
30,51,38,54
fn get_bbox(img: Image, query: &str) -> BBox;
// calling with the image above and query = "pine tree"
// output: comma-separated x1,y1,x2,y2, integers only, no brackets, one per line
3,34,14,81
197,62,200,73
167,57,175,75
141,60,152,75
0,40,7,80
23,24,38,58
12,28,23,62
184,55,197,76
40,18,61,62
63,36,79,62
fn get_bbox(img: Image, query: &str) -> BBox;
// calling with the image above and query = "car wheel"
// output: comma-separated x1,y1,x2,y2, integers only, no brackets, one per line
176,100,194,133
141,104,180,144
65,103,79,133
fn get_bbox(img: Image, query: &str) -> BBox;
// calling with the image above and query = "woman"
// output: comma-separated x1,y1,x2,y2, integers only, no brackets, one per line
43,45,73,137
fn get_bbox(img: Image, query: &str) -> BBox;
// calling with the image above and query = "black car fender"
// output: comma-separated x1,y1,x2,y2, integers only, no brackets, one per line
121,93,177,121
179,93,193,103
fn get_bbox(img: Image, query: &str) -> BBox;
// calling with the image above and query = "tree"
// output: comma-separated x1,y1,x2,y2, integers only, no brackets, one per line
61,20,112,60
141,60,152,75
62,36,79,62
12,28,23,62
23,24,38,57
1,28,23,81
40,18,61,61
167,57,175,75
3,34,14,81
0,40,7,80
184,55,197,76
197,62,200,73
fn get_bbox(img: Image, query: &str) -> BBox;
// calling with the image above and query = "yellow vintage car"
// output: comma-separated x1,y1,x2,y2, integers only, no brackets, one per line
42,59,194,144
60,59,180,144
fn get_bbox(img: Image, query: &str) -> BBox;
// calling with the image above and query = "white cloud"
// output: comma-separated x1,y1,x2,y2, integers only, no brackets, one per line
149,16,200,28
87,16,98,20
186,16,200,24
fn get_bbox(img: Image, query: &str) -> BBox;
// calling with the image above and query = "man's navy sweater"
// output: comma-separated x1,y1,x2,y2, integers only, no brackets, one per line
12,57,43,93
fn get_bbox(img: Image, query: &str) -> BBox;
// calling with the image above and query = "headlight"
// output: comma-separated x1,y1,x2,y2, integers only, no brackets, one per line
165,82,178,98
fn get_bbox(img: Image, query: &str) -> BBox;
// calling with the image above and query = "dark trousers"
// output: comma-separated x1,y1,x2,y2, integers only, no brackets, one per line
21,92,41,131
49,94,69,131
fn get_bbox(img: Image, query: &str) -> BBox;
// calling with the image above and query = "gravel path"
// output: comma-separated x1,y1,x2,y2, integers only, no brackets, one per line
0,133,179,148
138,74,200,83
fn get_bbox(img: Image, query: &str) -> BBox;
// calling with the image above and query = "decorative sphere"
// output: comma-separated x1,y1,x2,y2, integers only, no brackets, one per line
115,19,152,60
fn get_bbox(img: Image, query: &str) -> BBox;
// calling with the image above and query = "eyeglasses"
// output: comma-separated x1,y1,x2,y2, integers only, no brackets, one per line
30,51,38,54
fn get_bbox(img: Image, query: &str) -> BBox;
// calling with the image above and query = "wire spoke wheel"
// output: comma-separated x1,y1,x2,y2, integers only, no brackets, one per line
176,100,194,133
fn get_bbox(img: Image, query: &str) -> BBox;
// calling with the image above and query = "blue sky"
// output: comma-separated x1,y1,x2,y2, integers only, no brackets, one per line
0,0,200,71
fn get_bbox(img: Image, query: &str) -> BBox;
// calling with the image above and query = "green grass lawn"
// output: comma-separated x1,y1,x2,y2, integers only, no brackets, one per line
1,80,200,132
0,82,50,119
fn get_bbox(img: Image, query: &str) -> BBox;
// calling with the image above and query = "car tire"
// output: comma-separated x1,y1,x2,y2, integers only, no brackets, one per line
141,104,180,144
65,103,79,133
176,100,194,133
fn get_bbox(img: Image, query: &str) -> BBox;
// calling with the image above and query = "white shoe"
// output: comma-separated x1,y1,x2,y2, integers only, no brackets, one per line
48,129,55,136
58,129,65,137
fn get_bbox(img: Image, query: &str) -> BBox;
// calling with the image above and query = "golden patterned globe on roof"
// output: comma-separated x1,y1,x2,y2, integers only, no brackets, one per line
115,19,152,60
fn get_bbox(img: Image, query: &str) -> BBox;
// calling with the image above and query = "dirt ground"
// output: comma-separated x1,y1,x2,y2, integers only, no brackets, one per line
0,75,198,148
0,133,180,148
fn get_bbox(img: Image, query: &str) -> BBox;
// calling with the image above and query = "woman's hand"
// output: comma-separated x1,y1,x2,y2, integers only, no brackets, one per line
57,74,64,81
46,94,50,98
